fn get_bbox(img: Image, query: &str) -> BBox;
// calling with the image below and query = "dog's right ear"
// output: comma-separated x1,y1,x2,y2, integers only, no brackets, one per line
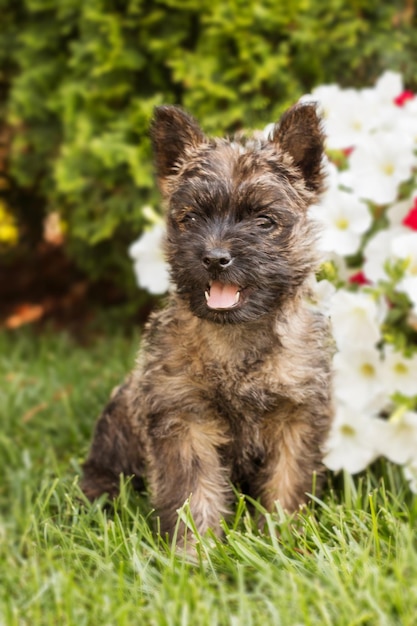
271,103,325,196
150,106,206,197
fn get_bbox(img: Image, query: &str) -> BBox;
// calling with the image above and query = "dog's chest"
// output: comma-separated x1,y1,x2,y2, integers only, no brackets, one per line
193,345,283,419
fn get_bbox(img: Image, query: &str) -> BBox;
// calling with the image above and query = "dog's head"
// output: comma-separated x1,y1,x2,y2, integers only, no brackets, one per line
151,104,325,324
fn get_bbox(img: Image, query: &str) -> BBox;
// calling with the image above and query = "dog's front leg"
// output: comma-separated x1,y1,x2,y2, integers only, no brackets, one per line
257,405,329,513
146,418,231,543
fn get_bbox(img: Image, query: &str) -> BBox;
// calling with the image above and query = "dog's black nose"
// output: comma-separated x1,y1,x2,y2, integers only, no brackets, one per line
202,248,233,271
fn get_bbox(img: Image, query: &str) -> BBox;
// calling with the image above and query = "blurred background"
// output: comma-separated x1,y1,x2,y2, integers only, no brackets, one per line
1,0,416,335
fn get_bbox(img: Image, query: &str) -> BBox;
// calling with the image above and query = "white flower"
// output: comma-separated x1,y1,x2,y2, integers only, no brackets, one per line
329,290,385,351
323,406,385,474
404,459,417,493
308,85,376,149
307,72,406,150
311,186,372,256
391,231,417,311
300,84,341,117
363,226,405,283
128,224,170,295
355,71,408,135
377,410,417,464
382,345,417,397
386,192,417,227
341,131,415,205
333,347,388,413
308,277,336,314
374,70,404,104
397,96,417,143
391,231,417,272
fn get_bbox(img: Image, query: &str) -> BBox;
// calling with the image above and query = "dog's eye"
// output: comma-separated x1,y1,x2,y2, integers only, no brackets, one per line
179,212,198,227
256,215,276,230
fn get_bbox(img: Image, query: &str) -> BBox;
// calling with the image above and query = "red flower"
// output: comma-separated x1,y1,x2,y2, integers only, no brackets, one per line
394,90,415,107
403,201,417,230
349,271,370,286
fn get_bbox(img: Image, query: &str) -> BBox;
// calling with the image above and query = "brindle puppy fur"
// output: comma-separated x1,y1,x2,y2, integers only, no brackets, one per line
81,104,333,541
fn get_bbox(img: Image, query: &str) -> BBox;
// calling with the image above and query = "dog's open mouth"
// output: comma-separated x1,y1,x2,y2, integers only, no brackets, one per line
205,281,242,310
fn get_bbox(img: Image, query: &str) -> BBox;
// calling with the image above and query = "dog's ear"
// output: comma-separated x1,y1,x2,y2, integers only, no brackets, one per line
150,105,206,196
272,103,325,194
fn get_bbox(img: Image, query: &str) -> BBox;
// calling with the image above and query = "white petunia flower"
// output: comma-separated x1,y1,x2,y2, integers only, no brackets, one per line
397,96,417,143
300,84,341,119
362,71,404,132
363,226,406,283
323,406,385,474
332,347,388,413
376,410,417,464
386,192,417,227
382,345,417,397
310,186,372,256
391,231,417,312
329,289,385,351
308,277,336,314
341,131,415,205
391,231,417,271
306,72,406,150
307,85,376,150
374,70,404,104
128,224,170,295
404,458,417,493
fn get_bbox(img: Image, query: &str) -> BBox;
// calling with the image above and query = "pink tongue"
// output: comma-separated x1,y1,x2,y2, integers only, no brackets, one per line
206,281,240,309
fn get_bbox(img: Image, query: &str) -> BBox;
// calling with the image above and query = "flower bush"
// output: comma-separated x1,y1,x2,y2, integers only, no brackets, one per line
129,71,417,491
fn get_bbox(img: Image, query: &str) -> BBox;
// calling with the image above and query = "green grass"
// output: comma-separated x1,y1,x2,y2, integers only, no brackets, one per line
1,328,417,626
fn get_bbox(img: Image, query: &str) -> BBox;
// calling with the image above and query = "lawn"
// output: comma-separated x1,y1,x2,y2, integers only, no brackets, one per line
1,327,417,626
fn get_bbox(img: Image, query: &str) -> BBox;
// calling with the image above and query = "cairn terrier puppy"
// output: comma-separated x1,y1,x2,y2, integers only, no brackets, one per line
81,103,333,542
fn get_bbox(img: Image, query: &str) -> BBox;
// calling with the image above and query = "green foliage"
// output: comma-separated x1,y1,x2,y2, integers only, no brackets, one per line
1,0,417,291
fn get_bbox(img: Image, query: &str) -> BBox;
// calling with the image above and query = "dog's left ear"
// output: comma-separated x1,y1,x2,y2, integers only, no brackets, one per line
272,103,325,194
151,105,206,197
